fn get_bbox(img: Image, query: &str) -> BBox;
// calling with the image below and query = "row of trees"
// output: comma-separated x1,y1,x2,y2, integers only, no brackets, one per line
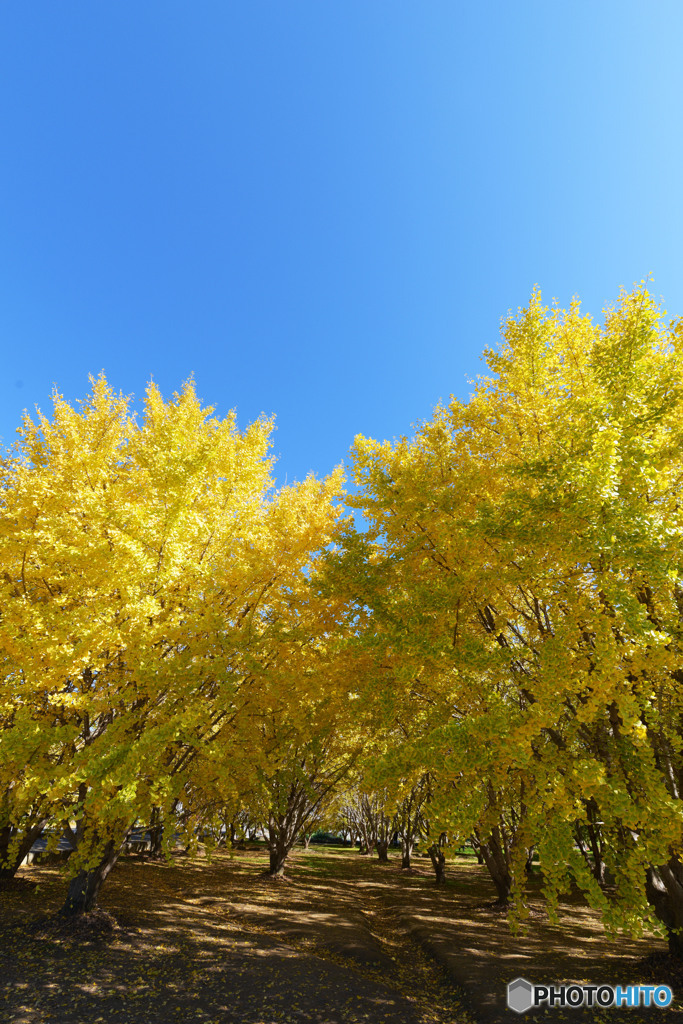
334,284,683,952
0,379,362,910
2,284,683,957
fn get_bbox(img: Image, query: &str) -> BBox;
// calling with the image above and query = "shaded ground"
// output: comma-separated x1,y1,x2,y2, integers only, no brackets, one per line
1,847,472,1024
370,856,680,1022
1,846,680,1024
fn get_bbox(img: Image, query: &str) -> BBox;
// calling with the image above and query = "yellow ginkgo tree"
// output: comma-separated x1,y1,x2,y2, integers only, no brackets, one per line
0,375,346,913
346,284,683,953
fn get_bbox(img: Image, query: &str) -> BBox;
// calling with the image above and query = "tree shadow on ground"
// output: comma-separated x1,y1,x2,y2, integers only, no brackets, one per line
2,848,680,1024
1,850,469,1024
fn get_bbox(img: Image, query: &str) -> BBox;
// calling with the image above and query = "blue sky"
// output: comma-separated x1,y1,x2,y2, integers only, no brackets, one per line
1,2,682,488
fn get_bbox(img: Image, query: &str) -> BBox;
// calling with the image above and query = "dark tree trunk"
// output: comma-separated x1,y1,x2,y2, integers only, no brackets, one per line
376,840,389,862
149,827,163,857
267,813,300,877
647,858,683,958
148,808,163,857
60,840,121,916
478,827,512,904
586,826,605,884
585,799,606,884
401,837,413,869
428,843,446,883
268,842,288,876
574,815,606,885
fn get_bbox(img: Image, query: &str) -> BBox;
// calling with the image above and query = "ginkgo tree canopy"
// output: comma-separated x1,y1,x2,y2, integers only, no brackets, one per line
0,376,348,891
343,284,683,943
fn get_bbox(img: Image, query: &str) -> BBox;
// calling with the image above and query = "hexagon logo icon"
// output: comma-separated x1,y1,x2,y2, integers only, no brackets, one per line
507,977,534,1014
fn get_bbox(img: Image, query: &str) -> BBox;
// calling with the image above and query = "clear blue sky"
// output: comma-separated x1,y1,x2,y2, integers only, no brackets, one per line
1,2,682,486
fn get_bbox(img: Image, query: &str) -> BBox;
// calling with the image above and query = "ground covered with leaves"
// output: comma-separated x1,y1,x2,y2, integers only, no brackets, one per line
1,846,680,1023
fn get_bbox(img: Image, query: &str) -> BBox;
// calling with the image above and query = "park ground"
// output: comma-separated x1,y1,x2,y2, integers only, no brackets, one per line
1,846,681,1024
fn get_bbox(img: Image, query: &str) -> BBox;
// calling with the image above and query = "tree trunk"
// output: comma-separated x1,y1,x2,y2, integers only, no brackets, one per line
647,858,683,958
376,840,389,862
268,842,288,876
584,799,606,885
148,808,163,857
574,817,606,885
401,837,413,869
60,840,121,916
149,827,163,857
478,827,512,904
586,826,605,884
267,816,296,877
428,843,446,883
